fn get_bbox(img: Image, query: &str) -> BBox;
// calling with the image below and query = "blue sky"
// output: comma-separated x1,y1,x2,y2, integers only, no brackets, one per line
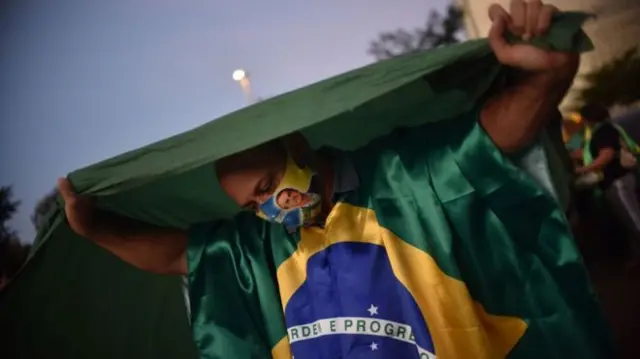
0,0,449,242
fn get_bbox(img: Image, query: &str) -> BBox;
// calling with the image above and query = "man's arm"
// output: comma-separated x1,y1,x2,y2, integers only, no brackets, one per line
480,0,580,153
481,70,577,153
58,178,188,275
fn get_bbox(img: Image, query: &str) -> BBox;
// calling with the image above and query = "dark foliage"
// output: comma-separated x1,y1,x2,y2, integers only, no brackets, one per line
368,4,464,61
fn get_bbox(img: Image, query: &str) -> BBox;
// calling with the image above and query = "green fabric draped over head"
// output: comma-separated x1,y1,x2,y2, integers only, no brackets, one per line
0,13,595,359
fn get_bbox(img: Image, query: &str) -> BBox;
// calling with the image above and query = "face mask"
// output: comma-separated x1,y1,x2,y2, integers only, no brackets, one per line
256,153,323,230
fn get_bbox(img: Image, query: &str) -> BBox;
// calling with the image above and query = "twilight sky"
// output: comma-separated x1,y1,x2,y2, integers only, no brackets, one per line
0,0,452,242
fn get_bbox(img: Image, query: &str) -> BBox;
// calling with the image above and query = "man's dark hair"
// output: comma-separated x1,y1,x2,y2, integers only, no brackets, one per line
580,103,610,123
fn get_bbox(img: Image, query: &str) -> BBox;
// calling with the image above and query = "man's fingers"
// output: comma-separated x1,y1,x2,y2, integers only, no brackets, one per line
524,0,542,40
57,177,76,203
537,4,558,35
488,3,510,22
488,14,512,64
509,0,526,35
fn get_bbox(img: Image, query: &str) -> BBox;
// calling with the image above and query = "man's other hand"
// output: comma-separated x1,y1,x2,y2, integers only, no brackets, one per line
488,0,578,72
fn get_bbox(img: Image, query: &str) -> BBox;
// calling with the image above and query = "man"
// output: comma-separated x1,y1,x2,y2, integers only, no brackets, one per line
57,1,612,358
576,103,640,260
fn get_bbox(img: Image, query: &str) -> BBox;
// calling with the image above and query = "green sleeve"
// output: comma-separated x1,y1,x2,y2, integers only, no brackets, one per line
372,107,567,207
186,214,287,358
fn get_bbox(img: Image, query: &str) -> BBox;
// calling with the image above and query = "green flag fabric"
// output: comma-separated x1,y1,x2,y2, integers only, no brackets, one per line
0,12,613,359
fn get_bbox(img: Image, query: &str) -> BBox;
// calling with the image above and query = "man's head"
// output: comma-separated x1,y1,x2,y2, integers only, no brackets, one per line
580,104,610,125
215,132,316,213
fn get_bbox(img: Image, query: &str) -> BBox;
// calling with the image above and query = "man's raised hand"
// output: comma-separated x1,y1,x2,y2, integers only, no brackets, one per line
57,177,96,238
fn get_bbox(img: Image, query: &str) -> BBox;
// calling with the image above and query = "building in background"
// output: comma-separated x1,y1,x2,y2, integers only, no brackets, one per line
458,0,640,114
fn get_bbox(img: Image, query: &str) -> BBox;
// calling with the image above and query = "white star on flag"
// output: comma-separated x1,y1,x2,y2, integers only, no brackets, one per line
370,342,379,351
367,304,379,316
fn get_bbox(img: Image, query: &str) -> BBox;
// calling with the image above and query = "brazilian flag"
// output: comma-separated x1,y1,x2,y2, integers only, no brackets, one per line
0,13,616,359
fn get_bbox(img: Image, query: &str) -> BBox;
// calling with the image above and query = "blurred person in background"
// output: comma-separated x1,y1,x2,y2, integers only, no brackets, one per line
576,103,640,265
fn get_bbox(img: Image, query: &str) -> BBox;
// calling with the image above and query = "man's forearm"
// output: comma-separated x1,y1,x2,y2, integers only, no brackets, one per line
89,210,187,275
481,59,578,153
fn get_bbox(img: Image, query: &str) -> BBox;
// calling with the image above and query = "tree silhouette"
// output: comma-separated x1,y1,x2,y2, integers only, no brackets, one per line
368,3,464,61
0,186,20,244
32,189,58,232
0,186,30,288
578,47,640,108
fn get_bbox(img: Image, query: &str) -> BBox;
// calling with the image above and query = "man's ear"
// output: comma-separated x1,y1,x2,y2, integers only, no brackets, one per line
281,132,313,168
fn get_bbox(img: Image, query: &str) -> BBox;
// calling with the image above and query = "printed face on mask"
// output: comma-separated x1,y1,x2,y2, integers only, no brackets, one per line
276,189,313,209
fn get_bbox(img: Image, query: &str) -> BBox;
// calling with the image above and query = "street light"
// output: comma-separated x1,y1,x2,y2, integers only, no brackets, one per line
232,68,254,105
232,69,246,81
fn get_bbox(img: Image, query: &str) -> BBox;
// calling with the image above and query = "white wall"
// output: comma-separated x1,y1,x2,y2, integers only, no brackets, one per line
458,0,640,112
